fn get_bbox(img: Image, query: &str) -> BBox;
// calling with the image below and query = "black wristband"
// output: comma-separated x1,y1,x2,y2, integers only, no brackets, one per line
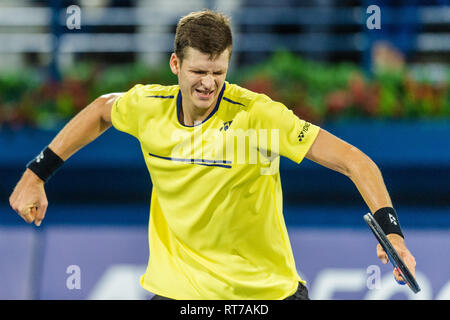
26,146,64,183
373,207,404,238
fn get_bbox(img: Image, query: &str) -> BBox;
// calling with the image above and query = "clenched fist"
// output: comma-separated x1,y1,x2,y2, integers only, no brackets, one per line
9,168,48,227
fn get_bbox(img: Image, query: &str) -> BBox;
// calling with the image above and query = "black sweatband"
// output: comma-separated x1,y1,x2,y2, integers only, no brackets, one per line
373,207,404,238
26,146,65,183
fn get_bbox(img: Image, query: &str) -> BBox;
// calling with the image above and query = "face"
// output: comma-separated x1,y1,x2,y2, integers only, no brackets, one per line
170,47,230,115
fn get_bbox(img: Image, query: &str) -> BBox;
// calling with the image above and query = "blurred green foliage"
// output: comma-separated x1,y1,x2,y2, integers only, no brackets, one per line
0,51,448,131
231,51,449,124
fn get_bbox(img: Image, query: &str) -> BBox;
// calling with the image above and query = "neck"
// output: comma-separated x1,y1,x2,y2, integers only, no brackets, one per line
180,102,216,126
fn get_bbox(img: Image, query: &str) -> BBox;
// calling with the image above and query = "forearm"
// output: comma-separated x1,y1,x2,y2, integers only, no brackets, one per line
11,95,117,225
48,96,113,160
305,130,415,277
346,148,393,213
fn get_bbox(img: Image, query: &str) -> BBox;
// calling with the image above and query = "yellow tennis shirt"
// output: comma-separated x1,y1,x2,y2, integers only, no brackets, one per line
111,81,320,299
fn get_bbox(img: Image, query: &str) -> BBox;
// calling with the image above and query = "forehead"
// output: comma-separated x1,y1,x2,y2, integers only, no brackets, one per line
182,47,230,70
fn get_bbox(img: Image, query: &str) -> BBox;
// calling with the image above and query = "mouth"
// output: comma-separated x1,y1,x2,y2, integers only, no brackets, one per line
194,88,215,100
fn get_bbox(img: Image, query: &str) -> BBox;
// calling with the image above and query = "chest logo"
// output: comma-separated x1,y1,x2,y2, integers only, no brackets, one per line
220,121,233,132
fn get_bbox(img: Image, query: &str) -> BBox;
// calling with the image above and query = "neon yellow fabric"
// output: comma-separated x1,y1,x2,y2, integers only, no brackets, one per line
111,82,320,299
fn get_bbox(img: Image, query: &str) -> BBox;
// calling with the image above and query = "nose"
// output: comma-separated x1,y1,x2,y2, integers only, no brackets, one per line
201,74,214,89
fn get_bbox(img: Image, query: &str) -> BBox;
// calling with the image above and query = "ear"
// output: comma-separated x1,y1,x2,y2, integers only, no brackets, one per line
169,53,180,75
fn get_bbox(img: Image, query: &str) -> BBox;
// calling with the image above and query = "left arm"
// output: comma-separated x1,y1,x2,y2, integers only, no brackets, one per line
305,128,416,282
305,129,391,213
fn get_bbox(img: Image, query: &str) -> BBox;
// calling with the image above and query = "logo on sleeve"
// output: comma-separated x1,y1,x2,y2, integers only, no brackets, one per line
298,122,311,142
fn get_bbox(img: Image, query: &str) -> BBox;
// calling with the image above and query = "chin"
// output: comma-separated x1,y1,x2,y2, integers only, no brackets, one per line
195,102,214,110
193,96,215,109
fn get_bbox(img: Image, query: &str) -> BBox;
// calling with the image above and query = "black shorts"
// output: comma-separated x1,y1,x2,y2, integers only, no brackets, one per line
283,282,310,300
150,282,310,300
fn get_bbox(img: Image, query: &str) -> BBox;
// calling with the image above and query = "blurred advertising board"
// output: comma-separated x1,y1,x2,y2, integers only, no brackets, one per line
1,226,448,300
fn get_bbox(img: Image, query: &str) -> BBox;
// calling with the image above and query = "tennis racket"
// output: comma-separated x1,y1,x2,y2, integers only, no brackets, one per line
364,213,421,294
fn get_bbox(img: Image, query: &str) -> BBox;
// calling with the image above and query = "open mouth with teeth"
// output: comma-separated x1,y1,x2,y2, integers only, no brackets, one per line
195,88,214,100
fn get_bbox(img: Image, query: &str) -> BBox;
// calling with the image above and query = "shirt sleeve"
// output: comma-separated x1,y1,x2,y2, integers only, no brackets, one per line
249,95,320,164
110,84,144,138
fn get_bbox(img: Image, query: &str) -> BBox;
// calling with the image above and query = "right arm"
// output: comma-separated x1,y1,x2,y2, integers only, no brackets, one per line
49,92,119,160
9,93,122,226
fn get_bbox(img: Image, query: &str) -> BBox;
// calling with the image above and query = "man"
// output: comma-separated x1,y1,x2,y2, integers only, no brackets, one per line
9,10,416,300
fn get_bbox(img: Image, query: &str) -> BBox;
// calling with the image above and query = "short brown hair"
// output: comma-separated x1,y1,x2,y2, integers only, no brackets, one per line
174,10,233,62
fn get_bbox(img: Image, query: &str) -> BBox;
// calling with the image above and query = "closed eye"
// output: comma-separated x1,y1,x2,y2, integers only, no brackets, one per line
191,70,224,76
